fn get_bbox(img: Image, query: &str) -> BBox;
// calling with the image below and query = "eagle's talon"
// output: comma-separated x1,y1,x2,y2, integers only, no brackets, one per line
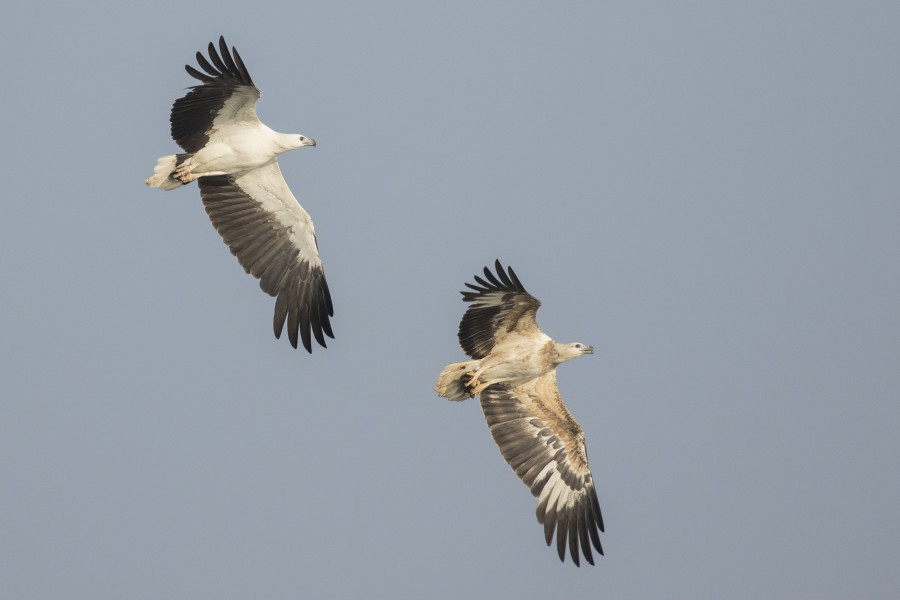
463,371,487,397
464,371,479,389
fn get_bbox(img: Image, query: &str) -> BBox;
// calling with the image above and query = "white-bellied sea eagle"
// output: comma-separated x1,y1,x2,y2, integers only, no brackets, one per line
435,260,604,566
146,36,333,352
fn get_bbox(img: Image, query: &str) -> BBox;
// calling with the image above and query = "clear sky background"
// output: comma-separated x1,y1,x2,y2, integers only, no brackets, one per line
2,1,898,598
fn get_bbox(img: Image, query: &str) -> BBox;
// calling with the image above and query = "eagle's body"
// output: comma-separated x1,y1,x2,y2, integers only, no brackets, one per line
174,126,299,182
146,37,333,352
435,337,587,400
435,261,604,566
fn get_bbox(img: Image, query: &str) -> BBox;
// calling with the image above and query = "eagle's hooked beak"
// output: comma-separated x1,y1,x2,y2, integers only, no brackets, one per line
300,136,317,147
583,345,595,354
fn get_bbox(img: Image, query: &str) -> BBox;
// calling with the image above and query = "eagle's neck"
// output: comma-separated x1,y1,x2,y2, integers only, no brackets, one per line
551,342,587,365
273,132,304,152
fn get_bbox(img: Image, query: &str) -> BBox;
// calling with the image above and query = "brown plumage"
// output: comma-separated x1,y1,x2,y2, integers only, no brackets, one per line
435,260,604,565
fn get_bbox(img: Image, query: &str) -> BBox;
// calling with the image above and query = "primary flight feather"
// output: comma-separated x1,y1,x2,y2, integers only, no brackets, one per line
435,260,604,566
146,36,333,352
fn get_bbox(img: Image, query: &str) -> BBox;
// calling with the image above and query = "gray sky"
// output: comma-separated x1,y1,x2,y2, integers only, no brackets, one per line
2,1,899,598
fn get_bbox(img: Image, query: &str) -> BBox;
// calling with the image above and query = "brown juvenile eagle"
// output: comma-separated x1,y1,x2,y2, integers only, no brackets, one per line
146,36,333,352
435,260,604,566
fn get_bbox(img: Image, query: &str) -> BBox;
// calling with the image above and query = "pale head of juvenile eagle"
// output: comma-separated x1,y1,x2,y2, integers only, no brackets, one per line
435,260,604,566
146,36,333,352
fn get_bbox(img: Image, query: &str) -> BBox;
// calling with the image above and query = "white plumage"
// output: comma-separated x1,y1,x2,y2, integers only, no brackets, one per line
146,37,333,352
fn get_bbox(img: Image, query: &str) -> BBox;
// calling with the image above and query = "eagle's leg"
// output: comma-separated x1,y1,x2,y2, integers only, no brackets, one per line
463,368,487,398
174,161,227,184
467,380,491,397
174,161,199,184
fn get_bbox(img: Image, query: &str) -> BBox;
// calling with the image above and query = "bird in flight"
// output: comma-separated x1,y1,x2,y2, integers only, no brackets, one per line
146,36,333,352
435,260,604,565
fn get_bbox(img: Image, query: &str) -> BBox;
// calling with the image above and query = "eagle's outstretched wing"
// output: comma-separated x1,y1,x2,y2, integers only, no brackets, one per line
171,36,261,153
458,260,542,359
480,372,604,566
198,163,334,352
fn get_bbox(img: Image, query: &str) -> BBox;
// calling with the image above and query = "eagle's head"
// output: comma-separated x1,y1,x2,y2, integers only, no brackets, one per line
555,342,594,364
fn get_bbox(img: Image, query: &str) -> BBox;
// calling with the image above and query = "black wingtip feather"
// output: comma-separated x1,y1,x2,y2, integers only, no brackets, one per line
286,307,299,349
493,259,514,288
203,44,225,74
302,307,315,353
569,518,581,567
270,273,332,353
507,265,524,290
576,510,592,566
543,512,556,547
591,490,605,533
218,37,239,75
556,513,568,562
482,265,501,287
232,47,252,83
193,51,212,76
182,36,255,88
473,274,491,289
184,64,214,84
311,316,327,348
463,260,529,298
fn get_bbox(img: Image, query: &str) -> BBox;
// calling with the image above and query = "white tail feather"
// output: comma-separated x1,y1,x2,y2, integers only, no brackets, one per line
434,360,480,401
145,154,185,190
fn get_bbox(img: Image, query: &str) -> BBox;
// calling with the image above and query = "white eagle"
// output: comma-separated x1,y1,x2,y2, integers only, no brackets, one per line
146,36,333,352
435,260,604,566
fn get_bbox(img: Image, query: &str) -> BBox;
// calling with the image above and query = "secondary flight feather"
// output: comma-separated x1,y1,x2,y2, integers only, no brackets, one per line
435,260,604,566
146,36,333,352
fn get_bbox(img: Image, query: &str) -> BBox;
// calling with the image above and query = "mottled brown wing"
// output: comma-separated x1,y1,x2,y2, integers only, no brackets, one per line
479,373,604,566
458,260,542,359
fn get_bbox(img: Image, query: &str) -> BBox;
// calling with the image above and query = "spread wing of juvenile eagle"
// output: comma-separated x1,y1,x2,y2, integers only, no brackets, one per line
146,36,333,352
481,374,604,566
457,261,543,360
435,261,604,565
